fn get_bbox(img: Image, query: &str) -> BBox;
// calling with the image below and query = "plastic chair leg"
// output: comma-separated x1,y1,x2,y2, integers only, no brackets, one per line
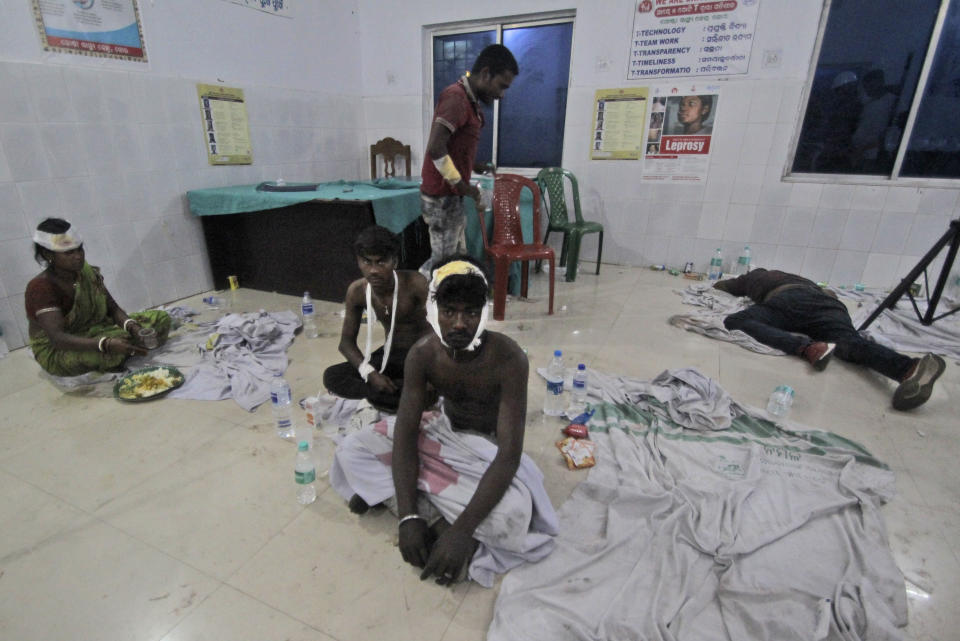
595,231,603,274
520,260,529,298
492,259,509,321
565,232,583,282
547,255,555,315
559,233,569,268
536,231,552,273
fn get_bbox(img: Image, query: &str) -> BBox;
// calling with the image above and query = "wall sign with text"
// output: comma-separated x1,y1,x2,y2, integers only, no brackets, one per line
642,83,721,182
590,88,650,160
197,84,253,166
32,0,147,62
627,0,760,79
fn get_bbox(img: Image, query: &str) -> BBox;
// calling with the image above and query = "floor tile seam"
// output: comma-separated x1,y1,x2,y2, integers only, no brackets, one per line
153,582,228,641
436,583,483,641
218,503,317,590
888,501,960,570
212,581,349,641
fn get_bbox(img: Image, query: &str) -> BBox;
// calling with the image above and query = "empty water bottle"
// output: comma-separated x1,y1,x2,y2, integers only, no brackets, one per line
203,295,224,310
708,248,723,280
734,245,751,275
569,363,588,414
270,373,294,439
543,350,565,416
294,441,317,505
766,385,794,419
301,291,318,338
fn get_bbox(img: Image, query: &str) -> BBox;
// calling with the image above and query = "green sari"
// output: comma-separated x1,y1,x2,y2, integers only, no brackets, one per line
30,262,171,377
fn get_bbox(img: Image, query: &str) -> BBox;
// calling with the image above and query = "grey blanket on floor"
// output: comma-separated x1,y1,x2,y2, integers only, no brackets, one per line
167,310,300,411
668,284,785,355
490,368,907,641
671,283,960,361
842,289,960,361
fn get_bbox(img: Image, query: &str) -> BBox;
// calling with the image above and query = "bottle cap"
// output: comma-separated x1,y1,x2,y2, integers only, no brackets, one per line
298,441,309,451
776,385,795,396
577,363,586,370
554,349,562,357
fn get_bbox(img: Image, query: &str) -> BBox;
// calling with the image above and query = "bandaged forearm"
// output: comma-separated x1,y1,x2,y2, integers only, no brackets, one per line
358,362,375,382
432,154,461,185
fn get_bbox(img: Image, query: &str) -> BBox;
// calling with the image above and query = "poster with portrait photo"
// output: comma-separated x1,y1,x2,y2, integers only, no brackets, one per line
642,83,720,181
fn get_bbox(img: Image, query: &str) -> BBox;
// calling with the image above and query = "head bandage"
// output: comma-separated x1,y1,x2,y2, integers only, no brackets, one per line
426,260,489,351
33,224,83,252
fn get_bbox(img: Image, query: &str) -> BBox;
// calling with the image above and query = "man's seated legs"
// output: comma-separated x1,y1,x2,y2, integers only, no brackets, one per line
322,346,405,412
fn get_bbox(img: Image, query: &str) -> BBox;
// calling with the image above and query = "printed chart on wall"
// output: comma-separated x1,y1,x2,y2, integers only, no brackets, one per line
197,85,253,165
627,0,760,79
31,0,147,62
642,83,721,182
590,88,649,160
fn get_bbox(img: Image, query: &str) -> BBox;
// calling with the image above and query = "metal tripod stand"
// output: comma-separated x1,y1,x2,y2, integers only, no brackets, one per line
858,219,960,331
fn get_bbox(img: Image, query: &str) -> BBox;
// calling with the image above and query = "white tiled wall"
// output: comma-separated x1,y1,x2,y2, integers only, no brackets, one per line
0,61,364,351
558,78,960,288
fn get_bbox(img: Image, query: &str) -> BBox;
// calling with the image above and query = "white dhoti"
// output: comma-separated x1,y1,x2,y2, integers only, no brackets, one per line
330,410,559,587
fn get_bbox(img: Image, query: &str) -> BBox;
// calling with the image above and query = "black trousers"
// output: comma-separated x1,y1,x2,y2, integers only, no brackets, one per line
723,287,913,381
322,346,408,411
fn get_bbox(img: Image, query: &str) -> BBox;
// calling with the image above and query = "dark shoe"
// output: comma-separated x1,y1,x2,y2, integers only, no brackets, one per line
802,342,835,371
892,353,946,411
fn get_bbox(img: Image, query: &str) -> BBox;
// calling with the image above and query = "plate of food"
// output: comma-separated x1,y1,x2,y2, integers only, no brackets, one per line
114,366,185,402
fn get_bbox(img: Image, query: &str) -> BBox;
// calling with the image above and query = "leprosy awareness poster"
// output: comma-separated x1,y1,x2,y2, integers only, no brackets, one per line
32,0,147,62
627,0,760,79
642,83,721,182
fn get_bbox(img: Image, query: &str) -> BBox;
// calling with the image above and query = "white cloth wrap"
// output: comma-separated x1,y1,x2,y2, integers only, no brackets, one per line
359,271,399,379
426,263,489,351
33,226,83,252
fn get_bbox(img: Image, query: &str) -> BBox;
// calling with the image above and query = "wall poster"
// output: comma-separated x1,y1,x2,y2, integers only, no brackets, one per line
642,83,721,182
197,84,253,165
32,0,147,61
590,88,649,160
627,0,760,80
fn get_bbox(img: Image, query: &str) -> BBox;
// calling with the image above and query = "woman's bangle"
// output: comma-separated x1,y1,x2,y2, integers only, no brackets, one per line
123,319,136,332
398,514,425,527
98,337,109,353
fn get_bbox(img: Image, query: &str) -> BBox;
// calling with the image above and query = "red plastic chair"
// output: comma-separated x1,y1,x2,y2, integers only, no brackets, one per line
476,174,555,321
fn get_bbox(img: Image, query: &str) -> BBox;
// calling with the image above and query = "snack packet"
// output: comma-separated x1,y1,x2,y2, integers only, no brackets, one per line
562,408,594,439
556,436,597,470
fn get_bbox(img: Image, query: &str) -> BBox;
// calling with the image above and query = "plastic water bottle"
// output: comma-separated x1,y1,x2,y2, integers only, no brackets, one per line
301,291,318,338
294,441,317,505
569,363,588,413
543,350,565,416
270,374,294,439
766,385,794,419
203,295,224,310
708,248,723,280
734,245,751,276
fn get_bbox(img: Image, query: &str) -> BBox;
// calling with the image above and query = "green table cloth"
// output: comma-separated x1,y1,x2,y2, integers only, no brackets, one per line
187,179,423,234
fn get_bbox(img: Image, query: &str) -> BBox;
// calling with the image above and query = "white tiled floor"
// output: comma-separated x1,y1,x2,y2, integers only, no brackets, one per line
1,267,957,641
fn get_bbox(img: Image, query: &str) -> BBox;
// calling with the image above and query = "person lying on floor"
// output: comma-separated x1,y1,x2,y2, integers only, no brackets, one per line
25,217,171,377
714,267,945,411
329,255,557,587
322,225,431,412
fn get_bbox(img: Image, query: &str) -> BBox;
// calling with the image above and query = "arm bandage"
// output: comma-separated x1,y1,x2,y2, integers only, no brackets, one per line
432,155,461,185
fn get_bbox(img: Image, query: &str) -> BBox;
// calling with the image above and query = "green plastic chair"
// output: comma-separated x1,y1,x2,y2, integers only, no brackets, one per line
535,167,604,282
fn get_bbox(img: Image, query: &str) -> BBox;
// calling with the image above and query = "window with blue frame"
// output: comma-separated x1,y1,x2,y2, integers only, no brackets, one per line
790,0,960,181
431,16,574,169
